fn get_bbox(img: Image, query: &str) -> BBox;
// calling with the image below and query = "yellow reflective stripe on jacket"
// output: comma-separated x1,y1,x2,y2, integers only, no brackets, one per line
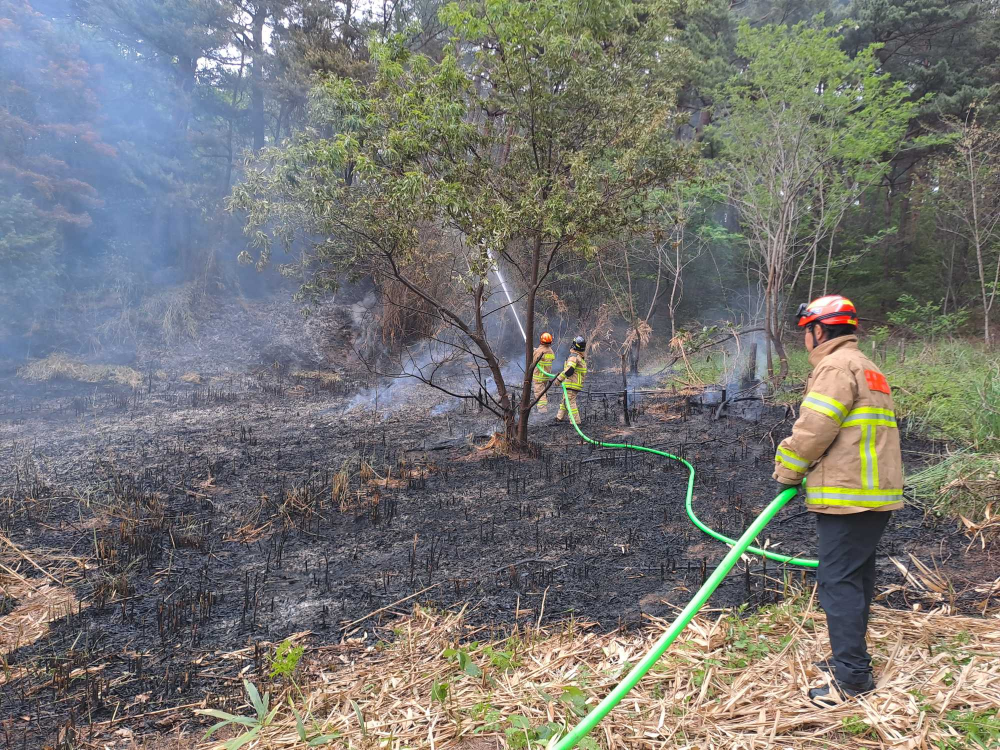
840,408,895,489
859,425,876,489
563,358,586,390
775,446,808,472
533,352,556,382
841,407,897,428
805,487,902,508
802,391,848,424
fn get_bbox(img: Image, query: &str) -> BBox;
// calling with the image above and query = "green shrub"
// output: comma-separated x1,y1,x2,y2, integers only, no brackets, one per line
887,294,969,339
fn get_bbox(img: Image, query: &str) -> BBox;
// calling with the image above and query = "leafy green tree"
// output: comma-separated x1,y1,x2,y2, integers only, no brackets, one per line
735,0,844,27
840,1,993,298
232,0,694,444
269,0,372,140
844,0,988,119
0,196,63,347
75,0,233,135
673,0,736,140
717,20,915,379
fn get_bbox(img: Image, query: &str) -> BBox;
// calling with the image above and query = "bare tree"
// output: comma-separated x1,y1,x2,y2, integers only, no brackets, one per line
935,110,1000,347
591,183,711,375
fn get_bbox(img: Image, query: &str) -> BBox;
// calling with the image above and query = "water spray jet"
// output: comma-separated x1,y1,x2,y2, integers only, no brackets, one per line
486,248,526,343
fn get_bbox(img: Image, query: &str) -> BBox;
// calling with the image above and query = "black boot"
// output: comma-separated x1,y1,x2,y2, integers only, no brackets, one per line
809,674,875,707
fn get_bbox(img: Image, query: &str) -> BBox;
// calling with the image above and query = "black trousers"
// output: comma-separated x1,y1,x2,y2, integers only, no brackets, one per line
815,510,891,686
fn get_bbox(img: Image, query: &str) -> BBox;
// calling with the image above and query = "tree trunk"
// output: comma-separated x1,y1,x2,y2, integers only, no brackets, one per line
772,329,789,382
823,228,835,296
174,56,196,136
476,334,514,439
763,268,788,383
942,241,956,315
620,352,630,426
764,269,775,380
894,189,912,270
250,6,267,152
226,53,246,192
516,234,543,447
880,187,895,315
808,232,818,302
225,119,235,190
975,235,992,347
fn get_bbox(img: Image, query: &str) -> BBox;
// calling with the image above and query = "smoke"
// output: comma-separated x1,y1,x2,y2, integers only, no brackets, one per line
0,0,291,364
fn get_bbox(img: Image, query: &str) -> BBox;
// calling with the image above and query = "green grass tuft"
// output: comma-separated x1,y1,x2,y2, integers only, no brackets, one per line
908,452,999,528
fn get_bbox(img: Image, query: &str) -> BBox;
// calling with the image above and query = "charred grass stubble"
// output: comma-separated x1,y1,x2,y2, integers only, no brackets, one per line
0,372,995,747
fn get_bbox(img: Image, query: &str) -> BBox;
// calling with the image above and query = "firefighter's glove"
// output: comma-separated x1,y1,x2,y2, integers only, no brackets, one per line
556,374,565,384
774,480,801,497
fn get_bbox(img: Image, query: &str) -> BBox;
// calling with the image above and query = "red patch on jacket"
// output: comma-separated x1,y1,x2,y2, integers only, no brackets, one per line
865,370,890,394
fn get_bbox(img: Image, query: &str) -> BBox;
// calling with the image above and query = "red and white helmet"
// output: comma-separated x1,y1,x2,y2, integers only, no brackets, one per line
796,295,858,328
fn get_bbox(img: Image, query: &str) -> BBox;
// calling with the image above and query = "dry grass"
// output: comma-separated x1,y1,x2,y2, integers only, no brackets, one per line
204,597,1000,750
19,353,144,388
0,575,83,657
138,283,201,343
292,369,342,386
476,432,513,454
181,372,203,384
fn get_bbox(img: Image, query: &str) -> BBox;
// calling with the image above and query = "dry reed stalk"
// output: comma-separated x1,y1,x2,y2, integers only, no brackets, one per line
202,601,1000,750
292,370,342,386
0,576,82,655
0,533,63,585
18,353,144,388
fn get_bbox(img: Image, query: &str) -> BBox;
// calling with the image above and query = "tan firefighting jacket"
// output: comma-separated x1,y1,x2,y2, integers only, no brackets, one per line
558,352,587,391
773,335,903,514
532,345,555,382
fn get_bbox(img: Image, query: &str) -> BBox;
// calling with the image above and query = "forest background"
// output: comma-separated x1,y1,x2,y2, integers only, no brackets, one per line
2,0,999,451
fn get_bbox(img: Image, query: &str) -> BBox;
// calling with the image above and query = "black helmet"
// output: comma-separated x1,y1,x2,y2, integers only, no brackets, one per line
572,336,586,352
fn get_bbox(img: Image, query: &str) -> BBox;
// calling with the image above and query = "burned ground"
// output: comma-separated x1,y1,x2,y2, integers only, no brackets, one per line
0,351,995,747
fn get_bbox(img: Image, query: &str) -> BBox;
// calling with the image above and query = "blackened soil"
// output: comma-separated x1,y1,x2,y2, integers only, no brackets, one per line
0,370,994,746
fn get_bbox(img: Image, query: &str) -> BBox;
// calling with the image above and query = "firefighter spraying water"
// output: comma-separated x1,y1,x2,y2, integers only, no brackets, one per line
530,332,556,412
555,336,587,424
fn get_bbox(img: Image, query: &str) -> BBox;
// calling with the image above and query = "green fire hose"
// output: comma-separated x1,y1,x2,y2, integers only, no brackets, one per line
531,369,818,749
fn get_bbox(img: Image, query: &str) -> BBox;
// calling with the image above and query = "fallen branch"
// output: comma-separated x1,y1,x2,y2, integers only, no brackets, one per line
340,583,441,630
0,560,40,593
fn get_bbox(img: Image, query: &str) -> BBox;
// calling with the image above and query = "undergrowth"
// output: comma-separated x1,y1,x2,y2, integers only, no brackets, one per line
19,353,145,388
908,453,1000,539
136,283,202,344
771,339,998,449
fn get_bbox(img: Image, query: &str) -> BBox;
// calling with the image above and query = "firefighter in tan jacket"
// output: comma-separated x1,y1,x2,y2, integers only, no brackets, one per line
555,336,587,424
531,332,556,412
773,295,902,707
